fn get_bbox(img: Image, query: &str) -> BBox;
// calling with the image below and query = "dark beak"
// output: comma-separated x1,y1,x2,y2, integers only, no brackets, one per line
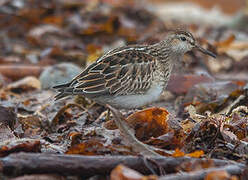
195,45,216,58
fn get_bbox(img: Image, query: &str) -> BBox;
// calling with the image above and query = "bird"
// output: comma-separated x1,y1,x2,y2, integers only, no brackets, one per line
53,30,216,109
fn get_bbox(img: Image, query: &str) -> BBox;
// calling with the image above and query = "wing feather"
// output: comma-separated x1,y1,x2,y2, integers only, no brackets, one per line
54,48,157,100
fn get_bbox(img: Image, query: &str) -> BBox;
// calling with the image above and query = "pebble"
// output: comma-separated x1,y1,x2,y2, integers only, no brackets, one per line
39,63,82,89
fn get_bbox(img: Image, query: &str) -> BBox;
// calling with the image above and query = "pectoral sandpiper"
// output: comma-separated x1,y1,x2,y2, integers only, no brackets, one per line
54,30,216,108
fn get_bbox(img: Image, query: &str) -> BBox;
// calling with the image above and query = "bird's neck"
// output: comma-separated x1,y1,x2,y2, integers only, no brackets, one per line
146,41,183,64
146,41,184,86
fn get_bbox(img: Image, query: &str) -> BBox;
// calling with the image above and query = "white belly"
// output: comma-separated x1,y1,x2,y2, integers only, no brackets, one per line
96,85,164,109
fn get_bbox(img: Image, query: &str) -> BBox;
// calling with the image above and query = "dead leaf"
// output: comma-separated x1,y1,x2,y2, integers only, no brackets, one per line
66,139,133,156
86,44,102,54
0,105,16,129
86,50,103,63
221,129,239,143
66,140,104,155
69,132,82,146
172,148,185,157
214,34,248,61
18,114,42,130
42,15,64,26
204,170,238,180
184,81,240,114
184,119,219,153
145,128,185,150
5,76,41,93
51,103,87,127
105,107,170,141
110,164,157,180
214,34,235,53
0,124,16,144
126,107,170,141
181,119,196,134
28,25,70,45
80,16,119,35
10,174,66,180
186,150,204,158
0,140,40,157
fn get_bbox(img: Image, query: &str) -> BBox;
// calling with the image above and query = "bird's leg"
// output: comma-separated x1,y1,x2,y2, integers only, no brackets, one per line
87,101,97,109
95,108,112,124
106,109,110,121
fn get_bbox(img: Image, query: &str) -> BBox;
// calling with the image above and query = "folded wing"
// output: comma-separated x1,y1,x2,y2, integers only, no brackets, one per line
54,49,157,100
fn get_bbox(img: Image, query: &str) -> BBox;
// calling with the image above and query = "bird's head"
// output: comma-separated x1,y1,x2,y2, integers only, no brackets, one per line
165,30,216,58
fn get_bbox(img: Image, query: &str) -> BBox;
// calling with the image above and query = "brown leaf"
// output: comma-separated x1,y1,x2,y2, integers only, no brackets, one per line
172,148,185,157
224,111,248,140
5,76,41,94
80,16,119,35
42,15,64,26
184,119,219,153
18,115,42,131
181,119,196,134
10,174,66,180
214,34,248,61
51,103,87,127
205,170,238,180
187,150,204,158
66,140,104,155
214,34,235,52
221,129,238,143
27,24,71,46
0,140,41,157
184,81,240,114
145,128,185,150
0,105,16,129
66,139,133,156
179,159,215,172
110,164,157,180
0,124,16,145
69,132,82,146
126,107,170,141
86,44,102,54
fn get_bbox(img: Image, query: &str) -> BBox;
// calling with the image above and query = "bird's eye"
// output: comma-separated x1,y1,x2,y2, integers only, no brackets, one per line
180,37,186,41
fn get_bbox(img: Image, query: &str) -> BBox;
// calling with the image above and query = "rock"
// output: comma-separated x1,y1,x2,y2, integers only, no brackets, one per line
39,63,82,89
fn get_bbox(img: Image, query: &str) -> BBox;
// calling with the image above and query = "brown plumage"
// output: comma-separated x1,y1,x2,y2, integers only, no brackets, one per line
54,30,216,109
54,49,157,99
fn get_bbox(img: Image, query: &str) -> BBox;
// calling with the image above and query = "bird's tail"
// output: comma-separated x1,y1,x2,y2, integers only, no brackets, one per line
53,82,73,101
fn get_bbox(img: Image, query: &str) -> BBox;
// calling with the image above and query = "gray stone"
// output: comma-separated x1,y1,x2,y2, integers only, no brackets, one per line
39,63,82,89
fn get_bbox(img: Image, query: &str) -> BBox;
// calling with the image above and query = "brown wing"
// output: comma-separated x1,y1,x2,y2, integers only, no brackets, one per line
54,49,157,100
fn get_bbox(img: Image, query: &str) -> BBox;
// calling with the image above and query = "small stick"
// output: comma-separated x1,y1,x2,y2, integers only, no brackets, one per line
0,153,244,177
0,65,44,80
159,164,244,180
106,104,161,156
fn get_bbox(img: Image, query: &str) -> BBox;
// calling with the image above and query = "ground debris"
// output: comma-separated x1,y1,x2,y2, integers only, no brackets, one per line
0,0,248,179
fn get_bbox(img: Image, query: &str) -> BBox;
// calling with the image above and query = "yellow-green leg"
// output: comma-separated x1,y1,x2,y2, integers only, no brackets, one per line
106,109,110,121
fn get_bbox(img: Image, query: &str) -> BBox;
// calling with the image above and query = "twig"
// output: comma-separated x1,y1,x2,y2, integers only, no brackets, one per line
221,95,245,115
0,65,44,80
0,153,244,177
106,104,161,156
159,164,244,180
